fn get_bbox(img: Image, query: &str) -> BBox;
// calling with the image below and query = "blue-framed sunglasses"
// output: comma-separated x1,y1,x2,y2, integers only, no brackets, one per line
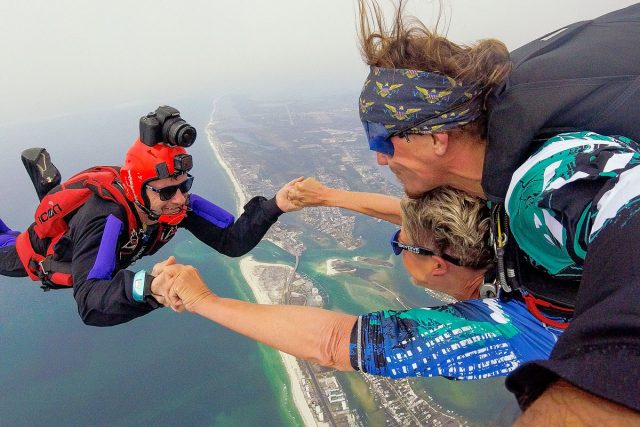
147,174,194,201
390,229,463,266
362,121,398,157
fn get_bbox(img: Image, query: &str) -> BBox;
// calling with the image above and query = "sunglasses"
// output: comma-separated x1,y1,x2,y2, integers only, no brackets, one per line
390,229,463,266
146,175,194,201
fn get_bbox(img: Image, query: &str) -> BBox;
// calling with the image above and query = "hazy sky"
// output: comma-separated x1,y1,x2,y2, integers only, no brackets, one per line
2,0,637,124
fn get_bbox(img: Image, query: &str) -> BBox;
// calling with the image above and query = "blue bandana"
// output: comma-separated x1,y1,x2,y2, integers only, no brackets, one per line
359,66,482,155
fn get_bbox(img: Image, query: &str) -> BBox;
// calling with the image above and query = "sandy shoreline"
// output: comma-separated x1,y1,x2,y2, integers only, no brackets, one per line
239,257,319,427
207,113,319,426
205,123,249,212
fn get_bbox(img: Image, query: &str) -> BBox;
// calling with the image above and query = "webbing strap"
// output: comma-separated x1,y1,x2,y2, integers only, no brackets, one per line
522,292,572,330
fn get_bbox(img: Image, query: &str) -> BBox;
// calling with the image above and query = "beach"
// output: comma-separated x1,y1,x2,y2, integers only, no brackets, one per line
239,256,320,427
325,258,340,276
326,258,356,276
205,118,249,211
207,111,320,426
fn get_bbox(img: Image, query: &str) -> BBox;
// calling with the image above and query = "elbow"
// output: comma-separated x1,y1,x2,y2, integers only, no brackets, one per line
73,287,116,327
76,304,105,327
80,313,103,327
75,298,107,327
311,316,356,371
307,352,349,371
77,306,124,327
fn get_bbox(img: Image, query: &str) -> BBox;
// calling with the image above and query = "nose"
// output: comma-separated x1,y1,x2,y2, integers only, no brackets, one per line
376,152,389,165
169,187,187,204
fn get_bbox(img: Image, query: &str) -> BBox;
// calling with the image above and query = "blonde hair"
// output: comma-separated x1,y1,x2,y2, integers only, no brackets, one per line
401,187,493,269
358,0,511,139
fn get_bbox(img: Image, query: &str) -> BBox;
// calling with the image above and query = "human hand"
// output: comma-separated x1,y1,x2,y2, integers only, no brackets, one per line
156,264,215,313
151,255,177,277
288,177,331,208
150,268,178,309
275,176,305,213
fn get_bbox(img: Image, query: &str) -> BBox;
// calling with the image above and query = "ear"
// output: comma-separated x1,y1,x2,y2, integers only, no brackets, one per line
432,133,449,156
430,255,449,276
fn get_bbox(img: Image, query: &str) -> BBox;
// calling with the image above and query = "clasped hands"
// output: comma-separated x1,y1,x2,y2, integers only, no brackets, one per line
147,176,328,310
284,177,330,208
149,256,213,312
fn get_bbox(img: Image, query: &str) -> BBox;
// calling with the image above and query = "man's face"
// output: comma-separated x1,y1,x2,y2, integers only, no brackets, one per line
145,174,190,220
396,229,438,288
375,134,447,198
397,228,471,298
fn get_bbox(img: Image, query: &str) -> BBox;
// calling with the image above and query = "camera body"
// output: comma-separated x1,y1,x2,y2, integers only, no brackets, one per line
139,105,197,147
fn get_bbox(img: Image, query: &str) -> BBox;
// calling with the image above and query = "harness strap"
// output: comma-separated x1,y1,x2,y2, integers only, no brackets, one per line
16,230,73,288
521,291,572,330
15,231,42,281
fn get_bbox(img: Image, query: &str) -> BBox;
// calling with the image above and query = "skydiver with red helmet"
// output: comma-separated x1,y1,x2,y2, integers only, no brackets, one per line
0,105,302,326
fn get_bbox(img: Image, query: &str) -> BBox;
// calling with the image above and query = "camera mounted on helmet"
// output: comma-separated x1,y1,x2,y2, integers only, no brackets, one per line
121,105,197,226
139,105,197,148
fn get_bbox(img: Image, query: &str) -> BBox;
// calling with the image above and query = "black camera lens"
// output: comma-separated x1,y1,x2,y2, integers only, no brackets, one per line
164,118,197,147
139,105,196,147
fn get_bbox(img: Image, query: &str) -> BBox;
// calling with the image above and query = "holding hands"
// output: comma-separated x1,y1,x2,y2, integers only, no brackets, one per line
287,177,332,208
275,176,306,212
151,258,214,312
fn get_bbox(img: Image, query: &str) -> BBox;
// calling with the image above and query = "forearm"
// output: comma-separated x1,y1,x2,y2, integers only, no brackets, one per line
324,188,401,225
193,295,356,370
185,196,281,257
70,210,157,326
515,380,640,426
73,269,157,326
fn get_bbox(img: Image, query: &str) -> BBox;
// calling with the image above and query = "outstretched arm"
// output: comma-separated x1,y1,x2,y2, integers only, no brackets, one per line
289,178,402,225
183,177,304,257
153,263,559,381
152,264,356,370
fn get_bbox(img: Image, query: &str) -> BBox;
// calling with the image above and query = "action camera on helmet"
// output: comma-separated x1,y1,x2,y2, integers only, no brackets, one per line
139,105,197,147
173,153,193,173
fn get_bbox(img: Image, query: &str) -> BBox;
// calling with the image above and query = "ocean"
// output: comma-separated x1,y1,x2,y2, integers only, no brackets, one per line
0,97,517,426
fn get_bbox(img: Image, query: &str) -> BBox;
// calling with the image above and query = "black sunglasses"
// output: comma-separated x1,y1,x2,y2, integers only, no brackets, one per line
390,229,463,266
146,175,194,201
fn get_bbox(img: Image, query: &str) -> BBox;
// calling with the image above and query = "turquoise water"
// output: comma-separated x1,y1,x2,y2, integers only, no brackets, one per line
0,99,517,426
0,105,300,426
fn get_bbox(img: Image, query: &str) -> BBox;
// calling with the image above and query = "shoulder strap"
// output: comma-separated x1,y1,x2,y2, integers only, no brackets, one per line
17,166,141,288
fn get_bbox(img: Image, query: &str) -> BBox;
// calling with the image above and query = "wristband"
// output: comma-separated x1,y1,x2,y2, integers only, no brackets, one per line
132,269,154,302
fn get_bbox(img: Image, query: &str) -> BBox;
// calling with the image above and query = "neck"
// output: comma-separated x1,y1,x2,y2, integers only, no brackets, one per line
449,267,487,300
444,134,487,198
134,203,158,226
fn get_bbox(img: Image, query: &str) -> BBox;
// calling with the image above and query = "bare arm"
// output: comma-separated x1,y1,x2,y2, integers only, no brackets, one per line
289,177,402,225
153,264,357,370
194,296,356,370
515,380,640,426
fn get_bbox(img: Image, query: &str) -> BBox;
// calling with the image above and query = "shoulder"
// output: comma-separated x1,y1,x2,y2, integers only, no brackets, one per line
73,194,130,226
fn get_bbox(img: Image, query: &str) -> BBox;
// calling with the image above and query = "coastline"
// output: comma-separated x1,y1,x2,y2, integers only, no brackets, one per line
206,123,249,211
326,258,356,276
239,256,320,427
206,115,319,426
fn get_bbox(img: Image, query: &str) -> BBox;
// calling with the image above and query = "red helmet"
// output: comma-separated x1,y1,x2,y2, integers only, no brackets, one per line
120,138,192,225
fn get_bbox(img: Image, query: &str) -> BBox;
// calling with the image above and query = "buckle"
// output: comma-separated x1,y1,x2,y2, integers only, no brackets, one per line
38,259,49,275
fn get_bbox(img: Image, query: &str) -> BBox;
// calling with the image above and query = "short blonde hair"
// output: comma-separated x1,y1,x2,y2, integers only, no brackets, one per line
401,187,492,269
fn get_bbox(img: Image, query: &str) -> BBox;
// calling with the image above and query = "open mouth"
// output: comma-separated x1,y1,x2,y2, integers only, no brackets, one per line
163,206,184,215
